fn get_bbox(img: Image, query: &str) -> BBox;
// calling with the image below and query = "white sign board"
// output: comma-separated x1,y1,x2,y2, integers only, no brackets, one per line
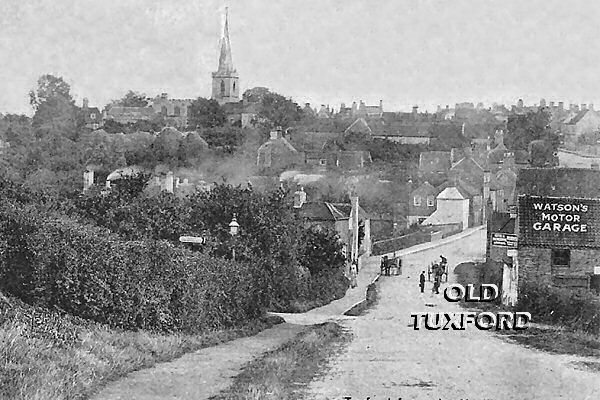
179,236,206,244
594,267,600,275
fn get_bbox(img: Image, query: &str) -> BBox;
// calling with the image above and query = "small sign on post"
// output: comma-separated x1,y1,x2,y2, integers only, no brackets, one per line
179,236,206,244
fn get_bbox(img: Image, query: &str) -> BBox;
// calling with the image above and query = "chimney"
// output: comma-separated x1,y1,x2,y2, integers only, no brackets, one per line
352,101,357,113
483,170,491,201
582,104,587,111
517,99,523,108
163,171,174,193
305,102,310,108
269,127,283,140
558,101,564,111
379,99,383,111
549,101,555,108
412,105,418,116
589,103,594,111
82,98,89,109
446,105,449,110
83,169,94,192
437,105,442,113
539,98,546,108
160,93,168,99
340,103,345,110
293,186,307,208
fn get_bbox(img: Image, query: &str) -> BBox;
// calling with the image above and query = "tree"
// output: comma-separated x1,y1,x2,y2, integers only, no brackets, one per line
150,127,182,164
112,90,149,107
257,91,303,128
200,126,243,153
505,109,559,151
29,74,79,140
29,74,73,111
187,98,226,129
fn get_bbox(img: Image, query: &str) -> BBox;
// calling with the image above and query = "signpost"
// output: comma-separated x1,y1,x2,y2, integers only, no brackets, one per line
179,236,206,244
491,233,517,249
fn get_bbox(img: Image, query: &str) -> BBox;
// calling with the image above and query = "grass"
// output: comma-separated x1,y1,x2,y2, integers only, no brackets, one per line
494,326,600,358
0,292,283,400
209,322,352,400
454,262,600,360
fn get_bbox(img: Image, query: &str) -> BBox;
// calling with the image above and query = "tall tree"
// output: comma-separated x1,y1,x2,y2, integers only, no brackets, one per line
505,109,559,151
29,74,79,140
257,91,302,128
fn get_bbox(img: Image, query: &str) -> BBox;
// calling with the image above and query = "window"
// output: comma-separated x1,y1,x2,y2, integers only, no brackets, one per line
551,249,570,268
220,80,225,95
319,159,327,166
427,195,435,207
414,195,422,206
233,81,236,92
90,113,96,120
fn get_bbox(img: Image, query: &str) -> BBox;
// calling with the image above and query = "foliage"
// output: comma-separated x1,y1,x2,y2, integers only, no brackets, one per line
29,74,73,111
0,201,268,332
187,97,226,129
255,90,303,128
112,90,149,107
505,109,559,152
199,126,243,153
516,279,600,335
367,140,425,164
298,226,346,276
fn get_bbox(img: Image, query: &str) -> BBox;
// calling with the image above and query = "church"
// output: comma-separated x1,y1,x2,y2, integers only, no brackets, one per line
104,8,247,128
211,8,240,105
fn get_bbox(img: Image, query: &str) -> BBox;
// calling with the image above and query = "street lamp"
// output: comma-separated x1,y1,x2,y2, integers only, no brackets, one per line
229,213,240,260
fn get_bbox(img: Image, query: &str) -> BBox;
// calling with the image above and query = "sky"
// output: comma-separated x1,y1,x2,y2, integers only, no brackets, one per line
1,0,600,115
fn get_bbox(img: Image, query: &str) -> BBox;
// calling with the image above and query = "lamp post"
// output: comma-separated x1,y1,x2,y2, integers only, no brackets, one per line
229,213,240,260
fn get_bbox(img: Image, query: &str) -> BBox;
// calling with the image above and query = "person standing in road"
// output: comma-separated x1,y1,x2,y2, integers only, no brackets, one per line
419,271,426,293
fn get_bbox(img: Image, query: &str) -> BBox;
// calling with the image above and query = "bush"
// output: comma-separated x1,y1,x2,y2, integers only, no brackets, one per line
0,202,268,333
516,279,600,335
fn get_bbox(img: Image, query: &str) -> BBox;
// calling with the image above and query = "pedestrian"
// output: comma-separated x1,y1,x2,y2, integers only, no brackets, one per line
433,273,441,294
419,271,426,293
350,260,358,288
385,258,391,276
380,256,387,275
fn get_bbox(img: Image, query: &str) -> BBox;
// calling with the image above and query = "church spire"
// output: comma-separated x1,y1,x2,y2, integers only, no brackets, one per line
217,7,234,73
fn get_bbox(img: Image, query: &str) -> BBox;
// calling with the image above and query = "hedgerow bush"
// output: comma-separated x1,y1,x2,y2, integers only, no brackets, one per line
516,279,600,335
0,202,268,333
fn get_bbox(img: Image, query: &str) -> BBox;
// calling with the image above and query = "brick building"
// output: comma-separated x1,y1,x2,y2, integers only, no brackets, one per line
516,168,600,293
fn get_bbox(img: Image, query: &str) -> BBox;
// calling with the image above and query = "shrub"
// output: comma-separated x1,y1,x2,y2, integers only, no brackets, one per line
516,279,600,335
0,201,268,333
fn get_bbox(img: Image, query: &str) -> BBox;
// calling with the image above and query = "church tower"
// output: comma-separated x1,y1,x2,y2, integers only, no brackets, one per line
211,8,239,104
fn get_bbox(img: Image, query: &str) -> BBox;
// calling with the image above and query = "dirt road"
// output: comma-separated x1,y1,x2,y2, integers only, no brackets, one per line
308,229,600,399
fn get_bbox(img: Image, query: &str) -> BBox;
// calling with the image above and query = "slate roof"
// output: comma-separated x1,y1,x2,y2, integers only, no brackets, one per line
489,212,515,234
564,110,589,125
419,151,451,174
297,202,367,221
516,168,600,198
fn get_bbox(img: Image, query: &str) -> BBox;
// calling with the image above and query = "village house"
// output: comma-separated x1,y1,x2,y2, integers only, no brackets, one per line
256,128,303,170
421,184,470,231
408,181,438,225
418,151,451,185
560,108,600,142
80,98,103,130
515,168,600,294
293,187,371,258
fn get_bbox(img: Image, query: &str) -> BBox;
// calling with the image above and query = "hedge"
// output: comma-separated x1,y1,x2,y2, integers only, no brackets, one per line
516,279,600,335
0,202,268,333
